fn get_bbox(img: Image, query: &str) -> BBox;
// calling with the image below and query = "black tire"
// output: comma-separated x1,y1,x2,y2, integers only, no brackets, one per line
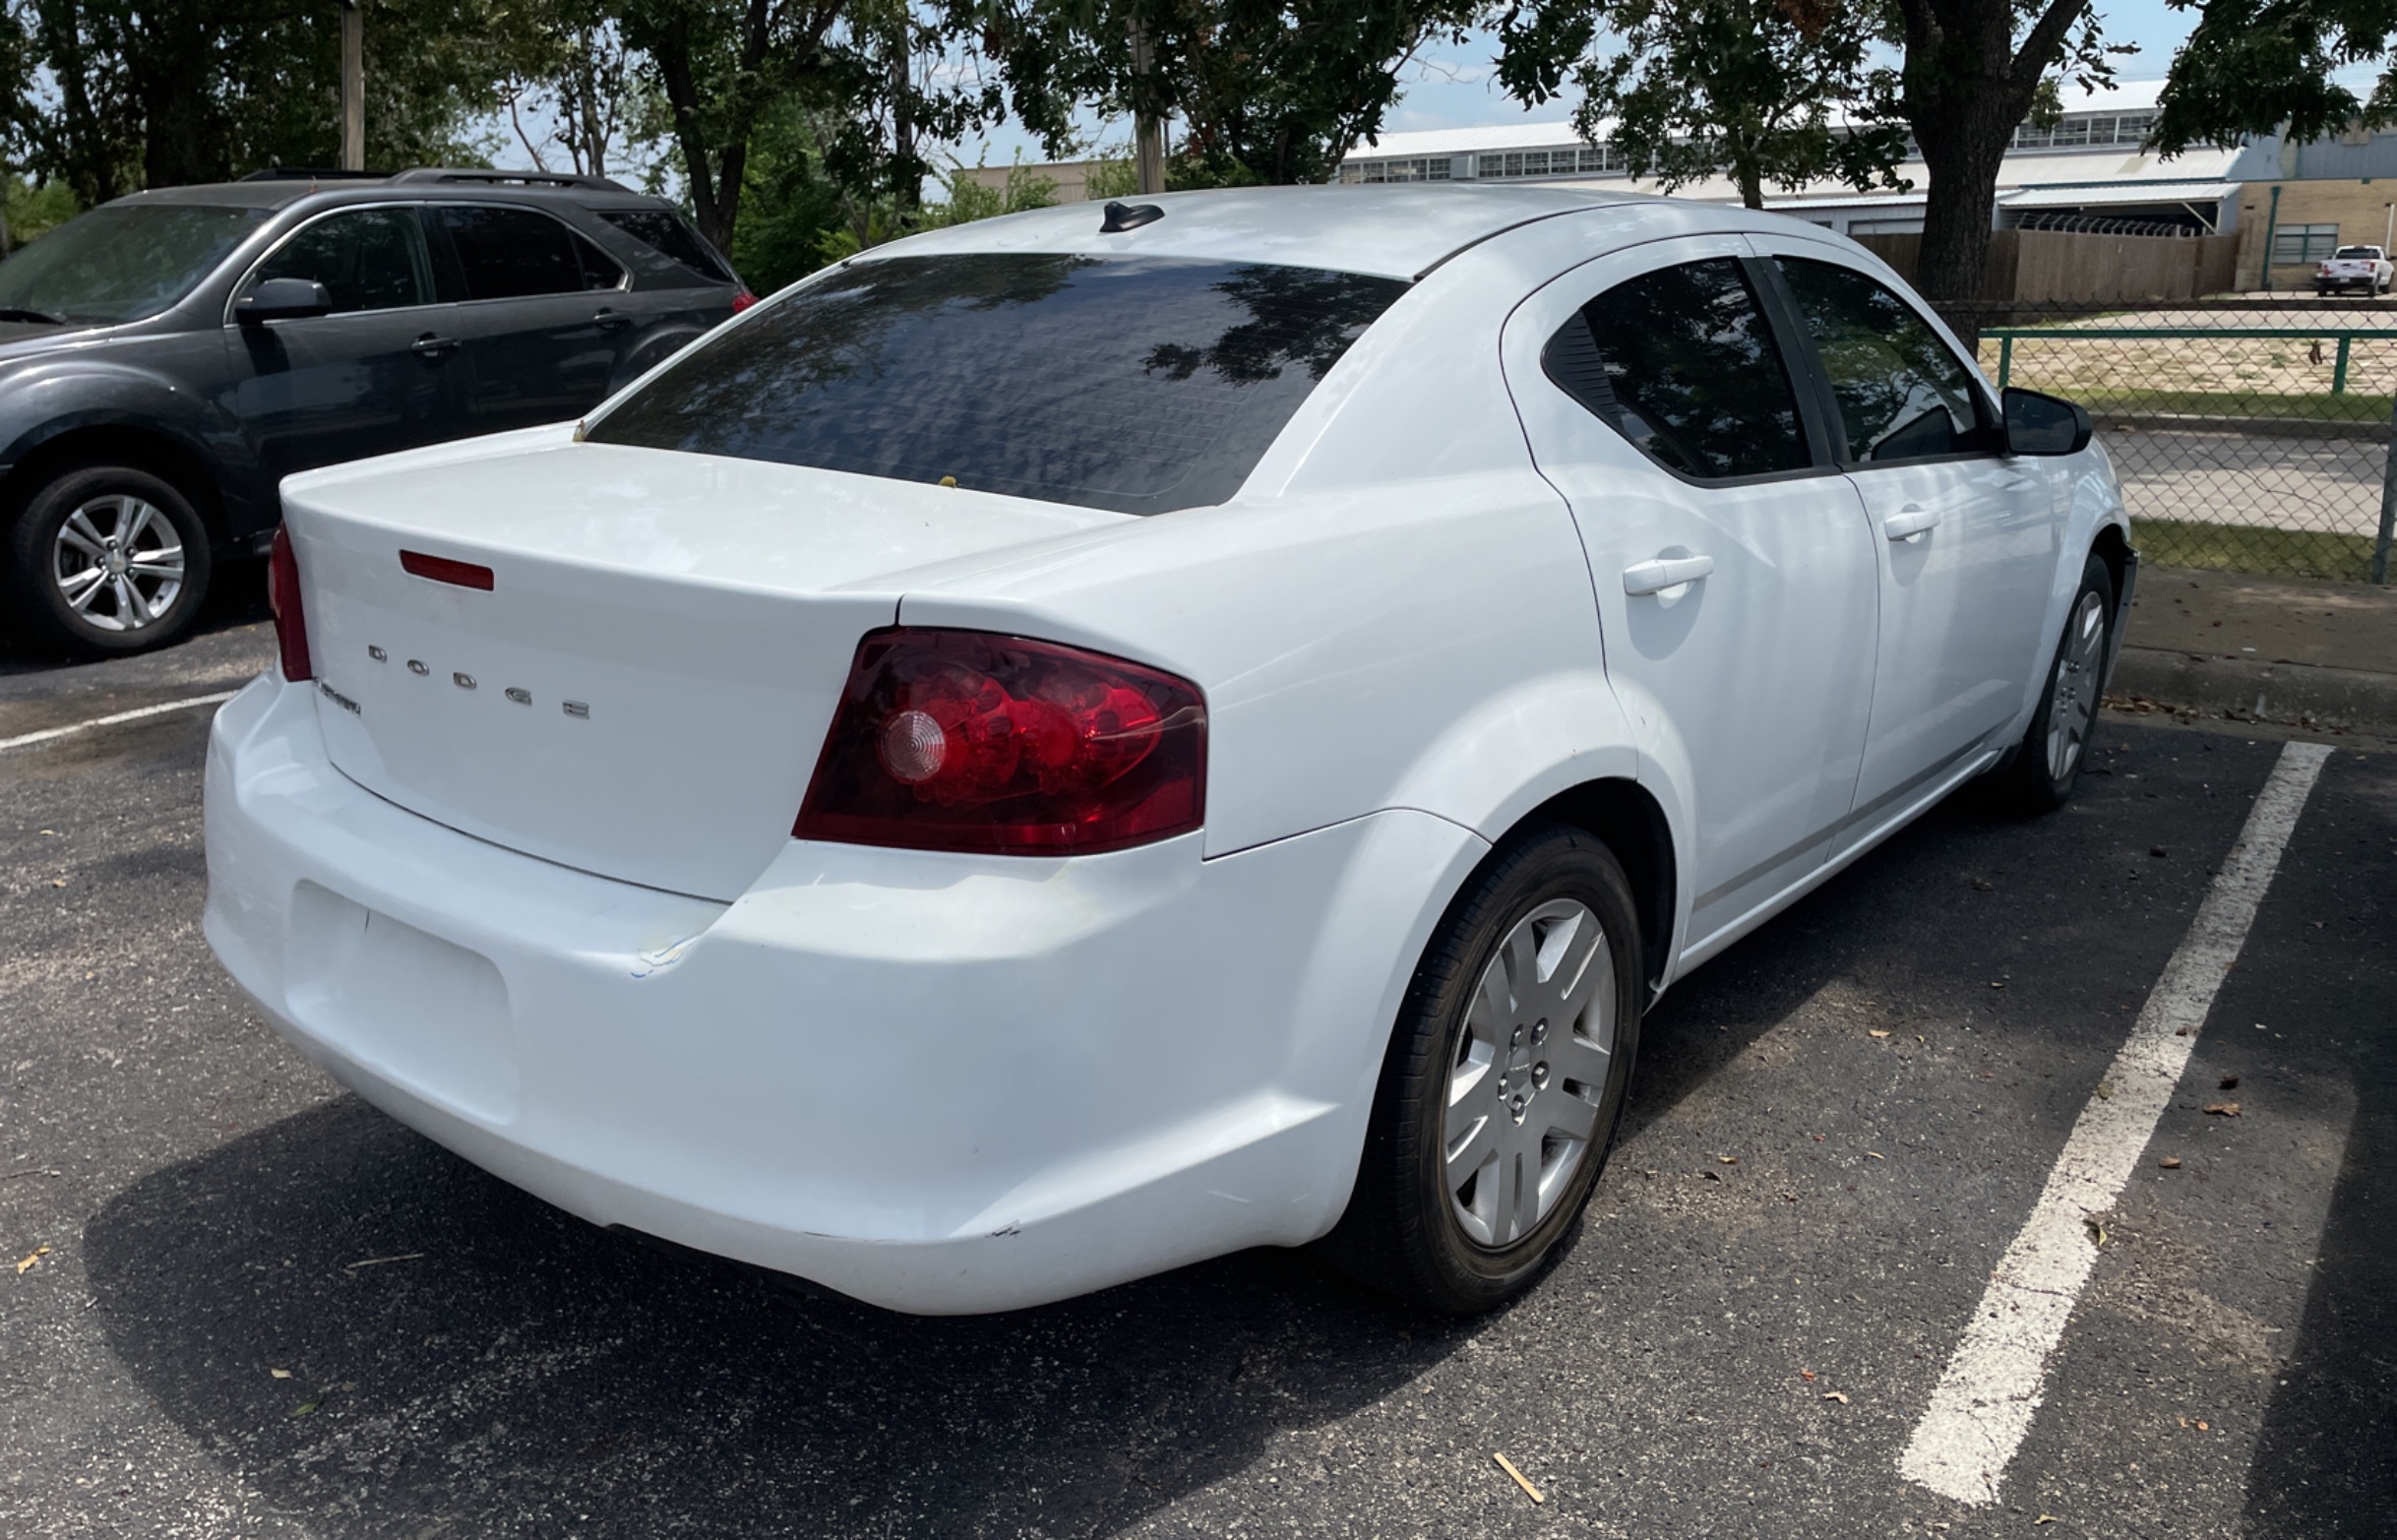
4,464,213,656
1323,822,1643,1313
1998,552,2115,813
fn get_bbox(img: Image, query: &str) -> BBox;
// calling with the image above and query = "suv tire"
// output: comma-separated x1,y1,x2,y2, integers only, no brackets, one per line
5,464,214,656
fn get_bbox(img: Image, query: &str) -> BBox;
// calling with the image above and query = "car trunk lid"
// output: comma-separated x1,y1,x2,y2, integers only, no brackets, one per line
285,439,1122,899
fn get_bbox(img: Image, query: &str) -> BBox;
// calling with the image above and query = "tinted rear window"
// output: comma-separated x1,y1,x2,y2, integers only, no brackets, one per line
585,253,1408,515
597,208,734,284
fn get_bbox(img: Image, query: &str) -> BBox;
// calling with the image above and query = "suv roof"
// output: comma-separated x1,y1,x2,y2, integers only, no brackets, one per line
120,168,666,213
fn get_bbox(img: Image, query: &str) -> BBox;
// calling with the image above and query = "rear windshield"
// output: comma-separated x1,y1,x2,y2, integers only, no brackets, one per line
585,253,1408,515
595,208,736,284
2333,246,2381,259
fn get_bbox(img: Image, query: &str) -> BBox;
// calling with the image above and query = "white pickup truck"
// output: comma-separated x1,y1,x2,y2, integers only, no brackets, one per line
2315,244,2394,295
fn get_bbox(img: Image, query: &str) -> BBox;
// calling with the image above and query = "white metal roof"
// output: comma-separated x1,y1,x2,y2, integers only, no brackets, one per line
867,182,1654,280
2003,179,2237,211
1349,79,2181,167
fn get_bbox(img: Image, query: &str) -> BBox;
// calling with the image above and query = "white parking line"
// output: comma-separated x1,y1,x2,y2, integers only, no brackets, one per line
1899,737,2333,1506
0,690,240,754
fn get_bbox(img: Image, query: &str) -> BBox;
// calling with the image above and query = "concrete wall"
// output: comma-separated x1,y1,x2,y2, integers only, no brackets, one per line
953,160,1106,205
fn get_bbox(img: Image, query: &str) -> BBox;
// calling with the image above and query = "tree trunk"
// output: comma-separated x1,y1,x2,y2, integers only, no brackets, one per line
650,18,732,251
134,2,221,186
889,18,916,212
1897,0,2090,314
1735,151,1764,211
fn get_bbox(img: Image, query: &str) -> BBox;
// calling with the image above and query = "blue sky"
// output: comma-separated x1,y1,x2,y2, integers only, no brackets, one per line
950,0,2215,168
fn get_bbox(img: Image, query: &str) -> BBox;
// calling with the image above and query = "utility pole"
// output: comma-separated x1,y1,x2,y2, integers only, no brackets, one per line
1128,18,1164,196
340,1,364,172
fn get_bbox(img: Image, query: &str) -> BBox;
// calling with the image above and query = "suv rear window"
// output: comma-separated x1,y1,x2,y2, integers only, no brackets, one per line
586,253,1407,515
595,209,735,284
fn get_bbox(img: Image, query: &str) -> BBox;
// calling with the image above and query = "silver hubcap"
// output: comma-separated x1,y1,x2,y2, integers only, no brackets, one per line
2044,589,2108,781
1442,898,1617,1249
52,494,184,634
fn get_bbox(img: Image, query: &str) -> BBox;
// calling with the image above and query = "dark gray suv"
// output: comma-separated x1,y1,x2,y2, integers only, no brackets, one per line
0,168,747,655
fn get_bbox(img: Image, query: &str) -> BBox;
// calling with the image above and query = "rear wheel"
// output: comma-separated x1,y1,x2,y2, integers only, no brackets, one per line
1324,823,1642,1312
1998,552,2114,813
3,464,213,656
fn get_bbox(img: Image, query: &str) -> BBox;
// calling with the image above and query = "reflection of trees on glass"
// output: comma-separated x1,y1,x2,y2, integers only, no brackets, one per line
1563,259,1808,480
1777,258,1979,462
588,253,1407,516
1143,266,1405,386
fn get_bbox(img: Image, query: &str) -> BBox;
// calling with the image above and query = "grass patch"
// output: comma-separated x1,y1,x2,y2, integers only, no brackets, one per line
2054,388,2390,425
2131,518,2381,582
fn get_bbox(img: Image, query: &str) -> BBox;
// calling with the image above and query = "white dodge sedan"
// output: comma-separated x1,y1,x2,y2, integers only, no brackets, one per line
205,186,2132,1315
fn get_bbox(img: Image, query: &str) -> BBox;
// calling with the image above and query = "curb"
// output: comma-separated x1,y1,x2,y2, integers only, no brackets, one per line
2110,645,2397,733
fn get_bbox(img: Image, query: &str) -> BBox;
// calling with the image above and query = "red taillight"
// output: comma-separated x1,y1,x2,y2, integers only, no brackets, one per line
400,549,495,589
795,629,1206,856
268,524,312,682
731,289,759,312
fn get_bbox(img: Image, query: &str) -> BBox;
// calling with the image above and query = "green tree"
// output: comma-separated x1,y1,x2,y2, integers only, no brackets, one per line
1885,0,2121,303
962,1,1479,187
15,0,512,201
2149,0,2397,154
618,0,996,253
1493,0,2120,306
1492,0,1909,210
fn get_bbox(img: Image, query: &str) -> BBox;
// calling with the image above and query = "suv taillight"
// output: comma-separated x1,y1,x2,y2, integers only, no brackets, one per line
731,289,759,312
269,525,312,682
796,629,1205,856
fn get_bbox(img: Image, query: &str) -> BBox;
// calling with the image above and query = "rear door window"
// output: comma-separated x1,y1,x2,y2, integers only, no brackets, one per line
585,253,1407,516
251,207,434,312
1541,258,1811,480
1774,257,1989,462
595,209,735,284
438,205,584,300
570,231,625,290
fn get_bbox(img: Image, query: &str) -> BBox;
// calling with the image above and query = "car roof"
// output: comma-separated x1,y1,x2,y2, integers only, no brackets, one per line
864,184,1783,282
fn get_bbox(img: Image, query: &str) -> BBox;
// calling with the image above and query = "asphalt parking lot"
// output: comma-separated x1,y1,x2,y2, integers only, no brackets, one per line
3,591,2391,1539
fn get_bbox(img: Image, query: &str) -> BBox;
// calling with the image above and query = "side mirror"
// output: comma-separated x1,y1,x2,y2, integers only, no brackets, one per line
2002,387,2092,456
236,277,334,324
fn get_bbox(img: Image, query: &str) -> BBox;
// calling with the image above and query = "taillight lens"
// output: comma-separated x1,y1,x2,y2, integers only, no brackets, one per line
796,629,1205,856
731,288,759,312
268,524,312,682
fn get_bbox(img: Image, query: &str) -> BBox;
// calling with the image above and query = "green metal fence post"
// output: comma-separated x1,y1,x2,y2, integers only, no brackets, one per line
2376,389,2397,585
1998,335,2012,389
2333,336,2352,395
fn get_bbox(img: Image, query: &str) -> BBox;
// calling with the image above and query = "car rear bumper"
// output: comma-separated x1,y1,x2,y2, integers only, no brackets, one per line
203,675,1481,1313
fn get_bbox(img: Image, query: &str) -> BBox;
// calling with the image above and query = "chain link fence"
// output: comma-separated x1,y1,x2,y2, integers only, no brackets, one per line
1943,301,2397,585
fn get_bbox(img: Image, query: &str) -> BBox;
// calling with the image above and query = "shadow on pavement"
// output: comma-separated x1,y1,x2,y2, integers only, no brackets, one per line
2240,757,2397,1538
79,734,2265,1537
83,1097,1469,1539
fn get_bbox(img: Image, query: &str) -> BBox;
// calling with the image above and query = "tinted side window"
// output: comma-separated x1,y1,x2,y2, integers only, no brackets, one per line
596,209,733,283
439,206,583,300
252,208,432,313
1542,258,1809,480
572,232,625,290
1776,258,1986,462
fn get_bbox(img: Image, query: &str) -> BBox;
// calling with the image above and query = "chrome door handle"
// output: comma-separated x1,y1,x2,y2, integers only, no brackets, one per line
1882,505,1940,541
1622,554,1715,595
593,307,631,332
410,333,459,358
